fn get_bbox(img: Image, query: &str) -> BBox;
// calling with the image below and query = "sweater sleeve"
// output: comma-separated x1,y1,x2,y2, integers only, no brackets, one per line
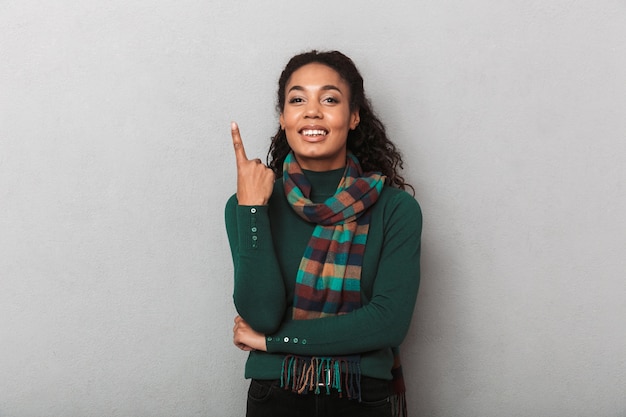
264,192,422,356
225,194,286,334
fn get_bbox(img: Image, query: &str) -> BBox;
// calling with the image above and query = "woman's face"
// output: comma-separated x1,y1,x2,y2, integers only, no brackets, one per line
280,63,360,171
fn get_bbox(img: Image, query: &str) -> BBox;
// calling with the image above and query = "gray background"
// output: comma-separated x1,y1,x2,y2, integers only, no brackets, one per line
2,1,625,416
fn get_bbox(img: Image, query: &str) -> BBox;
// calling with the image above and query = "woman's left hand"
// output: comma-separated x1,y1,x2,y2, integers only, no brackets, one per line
233,315,268,352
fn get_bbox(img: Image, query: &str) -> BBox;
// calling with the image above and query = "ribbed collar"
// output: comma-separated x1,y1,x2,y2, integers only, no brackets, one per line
301,167,345,204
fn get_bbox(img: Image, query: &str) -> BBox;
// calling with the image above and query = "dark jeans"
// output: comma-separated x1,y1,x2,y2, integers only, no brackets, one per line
246,376,392,417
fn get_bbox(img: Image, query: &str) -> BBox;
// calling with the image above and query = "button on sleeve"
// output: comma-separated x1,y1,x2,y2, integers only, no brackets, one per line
236,205,269,250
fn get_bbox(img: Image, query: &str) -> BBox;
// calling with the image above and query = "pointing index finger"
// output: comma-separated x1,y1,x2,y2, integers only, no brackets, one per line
231,121,248,163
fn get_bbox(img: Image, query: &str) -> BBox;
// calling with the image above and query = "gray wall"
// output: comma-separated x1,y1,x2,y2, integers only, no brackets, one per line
1,1,625,416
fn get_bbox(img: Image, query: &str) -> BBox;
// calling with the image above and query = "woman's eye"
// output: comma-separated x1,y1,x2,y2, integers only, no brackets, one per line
289,97,304,104
323,97,338,104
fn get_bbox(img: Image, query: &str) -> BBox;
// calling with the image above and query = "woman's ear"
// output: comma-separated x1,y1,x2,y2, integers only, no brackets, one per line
279,113,285,130
350,110,360,130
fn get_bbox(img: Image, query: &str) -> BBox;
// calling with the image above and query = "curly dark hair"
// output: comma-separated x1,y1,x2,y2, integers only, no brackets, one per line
267,50,413,193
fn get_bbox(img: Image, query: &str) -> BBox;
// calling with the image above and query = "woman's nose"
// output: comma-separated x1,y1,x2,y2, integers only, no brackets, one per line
304,101,322,118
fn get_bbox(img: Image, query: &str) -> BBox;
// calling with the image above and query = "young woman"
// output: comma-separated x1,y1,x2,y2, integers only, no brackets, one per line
225,50,422,417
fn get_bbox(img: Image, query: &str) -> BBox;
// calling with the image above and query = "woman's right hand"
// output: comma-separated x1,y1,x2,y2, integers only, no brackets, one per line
233,315,267,352
231,121,275,206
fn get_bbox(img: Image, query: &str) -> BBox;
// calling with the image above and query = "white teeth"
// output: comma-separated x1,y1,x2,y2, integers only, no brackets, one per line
302,129,327,136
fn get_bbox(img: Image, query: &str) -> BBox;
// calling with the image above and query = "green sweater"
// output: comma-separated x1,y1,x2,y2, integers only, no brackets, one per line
225,168,422,380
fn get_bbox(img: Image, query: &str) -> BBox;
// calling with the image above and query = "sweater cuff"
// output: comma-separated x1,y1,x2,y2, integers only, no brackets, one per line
236,205,271,251
265,333,309,353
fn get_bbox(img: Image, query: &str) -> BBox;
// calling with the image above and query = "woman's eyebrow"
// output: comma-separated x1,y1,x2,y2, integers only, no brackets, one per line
287,85,344,94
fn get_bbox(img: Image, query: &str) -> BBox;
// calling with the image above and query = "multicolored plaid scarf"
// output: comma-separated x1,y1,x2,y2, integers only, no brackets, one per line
284,151,384,319
281,152,408,416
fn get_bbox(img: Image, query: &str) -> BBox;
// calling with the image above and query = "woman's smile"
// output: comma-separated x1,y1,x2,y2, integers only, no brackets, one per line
299,125,329,141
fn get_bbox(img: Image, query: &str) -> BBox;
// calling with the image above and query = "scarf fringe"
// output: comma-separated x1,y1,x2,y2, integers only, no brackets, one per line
390,391,408,417
280,355,361,400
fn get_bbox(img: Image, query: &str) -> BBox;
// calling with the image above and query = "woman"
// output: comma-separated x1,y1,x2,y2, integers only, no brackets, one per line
225,50,422,417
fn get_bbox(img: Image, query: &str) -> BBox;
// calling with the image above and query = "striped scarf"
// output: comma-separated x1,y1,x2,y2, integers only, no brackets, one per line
281,152,408,416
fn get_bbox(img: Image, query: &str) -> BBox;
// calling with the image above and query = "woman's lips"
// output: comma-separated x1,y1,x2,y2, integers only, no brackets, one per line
299,127,328,142
301,129,328,136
